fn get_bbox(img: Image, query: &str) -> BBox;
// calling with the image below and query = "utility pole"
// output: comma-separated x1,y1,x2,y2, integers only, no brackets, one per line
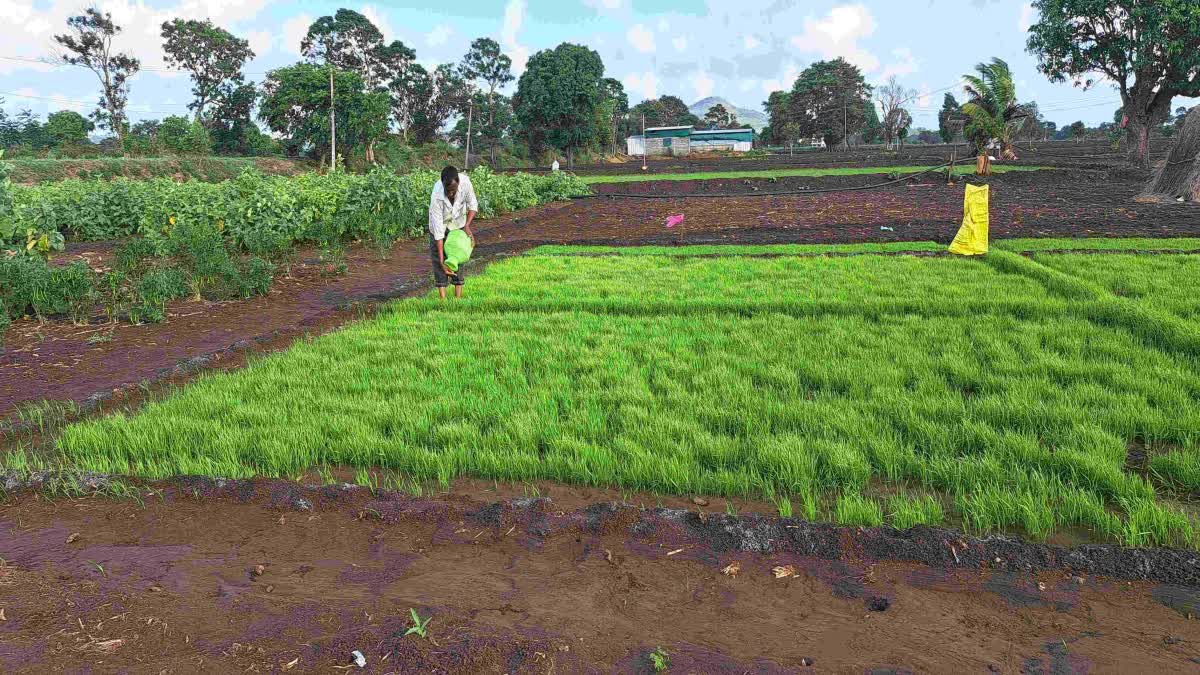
641,113,646,170
329,67,336,171
464,95,474,169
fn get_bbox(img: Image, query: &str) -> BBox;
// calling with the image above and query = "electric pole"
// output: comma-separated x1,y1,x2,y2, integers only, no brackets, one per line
464,95,474,169
329,67,336,171
641,113,646,170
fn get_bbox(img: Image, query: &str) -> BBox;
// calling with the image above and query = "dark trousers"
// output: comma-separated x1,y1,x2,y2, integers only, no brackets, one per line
429,235,465,288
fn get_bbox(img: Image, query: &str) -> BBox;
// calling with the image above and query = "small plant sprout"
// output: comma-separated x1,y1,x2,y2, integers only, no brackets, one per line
649,646,670,672
776,497,793,518
405,608,432,639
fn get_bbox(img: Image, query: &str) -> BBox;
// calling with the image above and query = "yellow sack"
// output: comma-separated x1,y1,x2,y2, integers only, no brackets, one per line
948,184,989,255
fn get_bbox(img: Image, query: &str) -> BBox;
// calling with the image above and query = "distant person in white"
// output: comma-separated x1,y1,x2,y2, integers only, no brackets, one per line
428,165,477,300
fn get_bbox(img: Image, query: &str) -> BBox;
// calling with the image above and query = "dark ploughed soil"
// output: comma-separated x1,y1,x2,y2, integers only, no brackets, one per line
5,170,1200,419
519,139,1175,176
0,475,1198,674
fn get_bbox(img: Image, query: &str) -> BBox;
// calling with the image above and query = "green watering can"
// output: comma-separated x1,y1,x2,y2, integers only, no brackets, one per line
444,229,474,272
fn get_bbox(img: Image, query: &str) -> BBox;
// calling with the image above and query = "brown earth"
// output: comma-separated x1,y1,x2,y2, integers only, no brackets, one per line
0,477,1198,674
5,170,1200,419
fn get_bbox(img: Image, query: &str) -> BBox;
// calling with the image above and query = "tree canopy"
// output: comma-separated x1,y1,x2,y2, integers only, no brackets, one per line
786,58,872,149
513,43,605,165
703,104,738,130
961,58,1025,158
259,63,389,164
54,8,140,150
1026,0,1200,167
160,19,255,122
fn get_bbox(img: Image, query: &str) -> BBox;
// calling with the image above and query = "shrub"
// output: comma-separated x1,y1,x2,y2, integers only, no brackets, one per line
132,267,190,324
236,256,274,298
51,262,97,324
167,217,238,299
0,255,48,320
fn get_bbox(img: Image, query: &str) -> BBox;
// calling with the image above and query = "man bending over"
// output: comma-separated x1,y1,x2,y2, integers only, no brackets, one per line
428,165,477,299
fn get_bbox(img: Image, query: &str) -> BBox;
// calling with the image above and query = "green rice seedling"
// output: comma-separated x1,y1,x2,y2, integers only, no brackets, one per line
776,497,793,518
405,608,432,639
51,251,1200,549
835,494,883,527
1120,498,1195,549
887,493,944,530
649,647,670,672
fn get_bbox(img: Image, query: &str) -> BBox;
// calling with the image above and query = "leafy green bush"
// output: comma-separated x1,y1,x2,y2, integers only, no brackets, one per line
0,150,13,241
0,255,48,321
7,167,588,247
52,262,97,324
236,256,275,298
166,216,238,299
132,268,190,324
0,256,95,323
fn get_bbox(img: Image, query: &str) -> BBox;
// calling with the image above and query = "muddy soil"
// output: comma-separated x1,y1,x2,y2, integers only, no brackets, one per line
0,476,1198,673
4,171,1200,419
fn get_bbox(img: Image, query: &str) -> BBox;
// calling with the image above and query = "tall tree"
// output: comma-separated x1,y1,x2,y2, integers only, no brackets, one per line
303,9,414,161
938,93,965,143
160,19,255,122
513,43,605,167
961,58,1026,172
876,76,916,149
1016,101,1047,145
703,104,737,130
787,58,871,150
406,64,467,145
54,8,140,151
761,91,793,146
46,110,94,146
208,82,259,155
459,38,514,163
599,77,628,155
259,63,388,166
1027,0,1200,168
861,99,881,145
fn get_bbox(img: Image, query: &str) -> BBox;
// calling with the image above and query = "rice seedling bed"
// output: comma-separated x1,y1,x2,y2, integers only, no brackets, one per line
50,248,1200,548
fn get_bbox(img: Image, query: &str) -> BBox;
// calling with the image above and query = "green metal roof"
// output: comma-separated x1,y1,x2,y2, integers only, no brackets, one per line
691,129,754,142
645,126,693,138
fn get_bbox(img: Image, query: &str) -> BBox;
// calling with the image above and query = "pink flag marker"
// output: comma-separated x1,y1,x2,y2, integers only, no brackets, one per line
665,214,685,228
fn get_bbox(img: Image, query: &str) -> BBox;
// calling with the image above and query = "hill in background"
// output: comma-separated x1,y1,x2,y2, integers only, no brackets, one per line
688,97,767,131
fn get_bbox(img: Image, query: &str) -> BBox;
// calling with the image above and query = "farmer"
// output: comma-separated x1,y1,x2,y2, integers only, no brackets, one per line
428,165,477,299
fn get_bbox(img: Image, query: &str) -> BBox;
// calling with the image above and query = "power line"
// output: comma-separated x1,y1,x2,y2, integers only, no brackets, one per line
0,54,273,76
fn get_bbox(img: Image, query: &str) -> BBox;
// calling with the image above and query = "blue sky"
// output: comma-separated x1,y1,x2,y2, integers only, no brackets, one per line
1,0,1192,130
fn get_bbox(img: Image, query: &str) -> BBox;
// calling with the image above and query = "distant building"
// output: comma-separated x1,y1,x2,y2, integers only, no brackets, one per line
626,126,754,156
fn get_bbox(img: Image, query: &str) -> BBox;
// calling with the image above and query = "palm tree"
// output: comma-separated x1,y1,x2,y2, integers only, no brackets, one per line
961,58,1026,174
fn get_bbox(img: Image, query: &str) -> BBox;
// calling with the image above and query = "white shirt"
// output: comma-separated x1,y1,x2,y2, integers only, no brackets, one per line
428,173,479,241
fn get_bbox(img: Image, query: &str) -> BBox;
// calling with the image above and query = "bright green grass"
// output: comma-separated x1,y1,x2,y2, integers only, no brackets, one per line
529,242,946,256
49,248,1200,548
1034,253,1200,320
580,165,1048,185
459,253,1067,319
998,238,1200,252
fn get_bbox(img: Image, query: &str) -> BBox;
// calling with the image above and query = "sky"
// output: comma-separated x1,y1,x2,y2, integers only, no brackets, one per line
0,0,1193,131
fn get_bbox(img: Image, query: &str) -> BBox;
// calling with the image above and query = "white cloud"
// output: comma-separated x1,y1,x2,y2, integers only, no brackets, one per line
501,0,529,73
878,47,918,81
359,4,395,42
0,0,276,75
761,63,801,95
672,36,687,52
743,34,761,50
789,4,879,73
627,24,655,54
584,0,625,10
1018,3,1036,32
916,83,932,108
245,30,272,58
690,71,714,99
623,71,658,100
282,14,313,57
427,24,453,47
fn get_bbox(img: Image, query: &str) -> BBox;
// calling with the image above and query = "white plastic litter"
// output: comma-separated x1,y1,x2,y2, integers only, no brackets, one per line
351,650,366,668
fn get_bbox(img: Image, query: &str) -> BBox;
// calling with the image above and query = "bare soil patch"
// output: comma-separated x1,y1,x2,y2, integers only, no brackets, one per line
0,477,1197,673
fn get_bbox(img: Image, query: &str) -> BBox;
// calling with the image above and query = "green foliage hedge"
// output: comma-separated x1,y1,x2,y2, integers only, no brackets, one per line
3,166,590,248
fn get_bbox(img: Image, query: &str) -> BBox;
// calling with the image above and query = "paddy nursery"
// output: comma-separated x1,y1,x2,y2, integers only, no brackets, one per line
25,241,1200,550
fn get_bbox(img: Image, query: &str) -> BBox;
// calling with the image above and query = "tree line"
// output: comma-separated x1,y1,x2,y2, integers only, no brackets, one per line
5,8,641,167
